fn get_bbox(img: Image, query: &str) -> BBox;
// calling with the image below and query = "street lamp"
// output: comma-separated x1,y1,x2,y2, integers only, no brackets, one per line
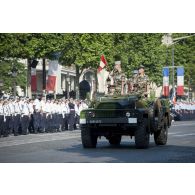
11,66,18,98
66,73,70,99
161,33,195,100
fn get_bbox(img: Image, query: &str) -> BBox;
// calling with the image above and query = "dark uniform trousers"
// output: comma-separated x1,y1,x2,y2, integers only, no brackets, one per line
0,115,4,137
28,114,34,133
62,114,68,131
51,114,57,132
68,110,75,131
45,114,51,132
40,113,46,133
13,114,21,136
74,114,79,129
33,112,41,133
9,115,14,135
21,115,30,135
3,116,11,137
58,114,63,131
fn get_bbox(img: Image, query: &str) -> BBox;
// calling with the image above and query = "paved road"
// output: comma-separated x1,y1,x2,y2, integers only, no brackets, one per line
0,120,195,163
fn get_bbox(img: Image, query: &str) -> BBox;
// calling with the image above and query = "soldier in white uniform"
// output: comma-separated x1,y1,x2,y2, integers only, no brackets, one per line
8,99,15,135
49,99,55,132
28,99,35,133
45,99,52,132
21,99,30,135
33,98,41,133
53,100,59,131
2,100,11,137
13,98,21,136
74,100,80,129
40,98,46,133
61,100,69,131
0,100,4,137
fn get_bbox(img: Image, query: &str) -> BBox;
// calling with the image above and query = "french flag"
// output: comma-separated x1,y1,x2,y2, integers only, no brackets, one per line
31,59,38,92
46,60,59,92
177,67,184,96
163,67,169,97
97,55,109,93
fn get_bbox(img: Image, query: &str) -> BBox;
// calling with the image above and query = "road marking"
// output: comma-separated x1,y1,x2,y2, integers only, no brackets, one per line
168,132,181,135
172,122,195,127
173,133,195,137
0,132,81,148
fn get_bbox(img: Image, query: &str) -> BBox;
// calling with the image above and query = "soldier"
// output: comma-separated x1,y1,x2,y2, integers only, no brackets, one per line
2,100,11,137
21,99,30,135
0,100,4,138
74,100,80,130
13,98,21,136
61,99,69,131
33,97,41,133
28,99,35,133
45,99,52,132
8,98,15,135
68,98,75,131
109,61,126,95
127,70,138,93
40,97,46,133
133,65,150,97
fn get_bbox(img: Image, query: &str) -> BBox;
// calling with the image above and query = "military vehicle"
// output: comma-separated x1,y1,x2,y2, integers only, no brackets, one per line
80,95,172,149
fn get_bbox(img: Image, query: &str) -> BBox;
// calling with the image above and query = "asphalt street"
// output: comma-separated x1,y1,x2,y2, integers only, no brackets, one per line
0,120,195,163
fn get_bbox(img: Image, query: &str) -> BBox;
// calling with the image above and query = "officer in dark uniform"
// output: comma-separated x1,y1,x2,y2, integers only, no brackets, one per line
68,98,75,131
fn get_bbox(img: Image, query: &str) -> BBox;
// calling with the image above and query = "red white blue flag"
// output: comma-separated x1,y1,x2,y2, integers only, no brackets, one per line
177,67,184,96
163,67,169,97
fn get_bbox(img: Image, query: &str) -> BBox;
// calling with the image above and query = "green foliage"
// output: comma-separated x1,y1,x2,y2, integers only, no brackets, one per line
0,33,195,90
0,60,26,93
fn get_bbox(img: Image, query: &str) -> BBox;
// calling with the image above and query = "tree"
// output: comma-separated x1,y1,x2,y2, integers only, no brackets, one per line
0,60,26,94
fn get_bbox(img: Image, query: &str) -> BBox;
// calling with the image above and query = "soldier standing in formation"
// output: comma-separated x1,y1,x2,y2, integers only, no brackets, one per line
0,97,89,138
0,100,4,137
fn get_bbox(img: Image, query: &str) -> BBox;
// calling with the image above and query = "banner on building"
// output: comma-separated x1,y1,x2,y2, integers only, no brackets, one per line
31,59,38,92
97,55,109,93
177,67,184,96
163,67,169,97
46,60,59,92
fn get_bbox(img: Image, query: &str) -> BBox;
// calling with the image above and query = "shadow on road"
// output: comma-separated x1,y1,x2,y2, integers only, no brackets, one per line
57,141,195,163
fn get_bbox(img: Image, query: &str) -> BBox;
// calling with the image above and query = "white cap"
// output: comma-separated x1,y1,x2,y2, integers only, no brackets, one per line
115,61,121,65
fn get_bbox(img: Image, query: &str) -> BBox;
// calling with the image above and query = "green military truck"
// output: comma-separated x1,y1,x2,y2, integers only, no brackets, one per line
80,95,172,149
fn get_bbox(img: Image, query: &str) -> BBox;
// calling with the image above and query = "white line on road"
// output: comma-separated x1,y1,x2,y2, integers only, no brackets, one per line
0,133,81,148
172,122,195,127
172,133,195,137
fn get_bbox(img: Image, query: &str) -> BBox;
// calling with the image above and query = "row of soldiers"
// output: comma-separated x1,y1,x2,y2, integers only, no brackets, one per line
108,61,150,97
0,97,88,137
171,101,195,121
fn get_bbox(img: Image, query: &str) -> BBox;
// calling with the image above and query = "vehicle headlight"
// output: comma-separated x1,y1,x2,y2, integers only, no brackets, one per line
126,112,130,117
88,111,95,118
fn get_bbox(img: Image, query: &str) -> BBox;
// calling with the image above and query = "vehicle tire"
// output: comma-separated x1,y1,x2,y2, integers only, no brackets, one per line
154,117,168,145
81,127,97,148
109,135,122,145
135,119,150,149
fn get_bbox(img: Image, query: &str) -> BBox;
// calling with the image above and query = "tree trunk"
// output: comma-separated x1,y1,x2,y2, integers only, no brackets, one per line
26,59,32,98
75,65,80,99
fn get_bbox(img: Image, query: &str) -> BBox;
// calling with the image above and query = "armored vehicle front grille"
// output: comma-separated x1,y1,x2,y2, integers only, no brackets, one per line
86,109,137,118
